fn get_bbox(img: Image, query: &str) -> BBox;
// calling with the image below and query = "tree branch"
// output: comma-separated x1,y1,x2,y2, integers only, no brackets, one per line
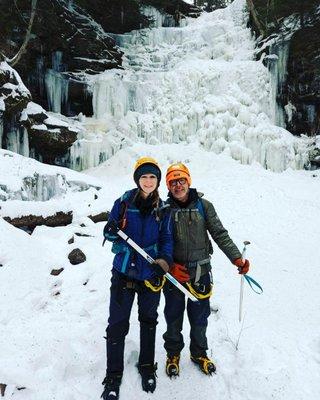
9,0,38,67
246,0,266,36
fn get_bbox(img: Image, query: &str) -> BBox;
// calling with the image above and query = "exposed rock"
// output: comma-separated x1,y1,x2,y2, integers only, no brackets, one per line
74,232,92,237
3,211,73,231
68,248,86,265
88,211,109,223
21,103,79,163
68,236,75,244
50,268,64,276
0,383,6,397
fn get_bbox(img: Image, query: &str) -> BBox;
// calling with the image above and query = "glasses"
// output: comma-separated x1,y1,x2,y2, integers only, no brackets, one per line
169,178,187,187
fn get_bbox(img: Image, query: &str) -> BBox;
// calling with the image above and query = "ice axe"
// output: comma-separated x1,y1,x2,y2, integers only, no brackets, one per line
116,228,199,302
238,240,250,322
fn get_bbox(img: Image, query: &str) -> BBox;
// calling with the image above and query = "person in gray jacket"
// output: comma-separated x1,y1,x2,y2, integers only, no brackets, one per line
163,162,250,377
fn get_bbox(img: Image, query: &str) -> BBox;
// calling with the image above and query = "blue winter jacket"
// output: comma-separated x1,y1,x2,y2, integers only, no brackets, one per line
104,189,173,281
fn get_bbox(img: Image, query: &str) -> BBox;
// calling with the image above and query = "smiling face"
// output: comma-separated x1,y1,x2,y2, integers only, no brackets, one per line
169,178,189,202
139,174,158,197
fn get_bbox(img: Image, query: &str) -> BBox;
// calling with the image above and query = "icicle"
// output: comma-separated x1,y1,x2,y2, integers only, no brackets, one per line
140,6,175,28
268,40,290,127
5,125,29,157
45,51,69,113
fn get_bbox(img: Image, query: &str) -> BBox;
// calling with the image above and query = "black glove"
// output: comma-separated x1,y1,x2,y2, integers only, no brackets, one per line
105,219,119,235
153,258,169,277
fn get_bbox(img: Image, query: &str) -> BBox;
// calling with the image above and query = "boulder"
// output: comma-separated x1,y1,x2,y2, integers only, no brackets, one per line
68,248,86,265
50,268,64,276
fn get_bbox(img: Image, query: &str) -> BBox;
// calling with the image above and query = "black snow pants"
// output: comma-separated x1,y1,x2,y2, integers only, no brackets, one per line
163,272,211,357
106,269,160,375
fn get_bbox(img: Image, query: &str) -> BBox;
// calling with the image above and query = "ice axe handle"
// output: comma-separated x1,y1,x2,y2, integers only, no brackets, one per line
238,241,250,322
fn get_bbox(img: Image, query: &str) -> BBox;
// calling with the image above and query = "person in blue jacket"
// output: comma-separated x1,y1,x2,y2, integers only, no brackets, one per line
101,157,173,400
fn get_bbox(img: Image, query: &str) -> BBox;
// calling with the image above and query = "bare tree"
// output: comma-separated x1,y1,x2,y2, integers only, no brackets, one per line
246,0,266,36
8,0,38,67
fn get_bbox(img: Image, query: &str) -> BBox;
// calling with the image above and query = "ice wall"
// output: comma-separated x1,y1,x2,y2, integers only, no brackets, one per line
71,0,310,172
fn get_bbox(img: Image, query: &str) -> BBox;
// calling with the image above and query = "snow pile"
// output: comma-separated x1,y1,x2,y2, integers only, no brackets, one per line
68,0,311,172
1,142,320,399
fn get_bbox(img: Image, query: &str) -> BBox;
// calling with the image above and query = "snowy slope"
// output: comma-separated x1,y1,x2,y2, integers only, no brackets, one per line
1,142,320,400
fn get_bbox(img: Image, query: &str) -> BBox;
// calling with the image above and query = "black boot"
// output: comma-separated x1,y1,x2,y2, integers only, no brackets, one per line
101,374,122,400
137,363,157,393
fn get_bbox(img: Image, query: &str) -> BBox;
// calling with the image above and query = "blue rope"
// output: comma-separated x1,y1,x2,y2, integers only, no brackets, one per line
244,274,263,294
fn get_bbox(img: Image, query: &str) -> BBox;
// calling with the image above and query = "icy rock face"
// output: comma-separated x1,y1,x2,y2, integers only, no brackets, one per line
0,62,31,113
22,173,67,201
0,172,68,201
76,0,310,172
0,149,100,201
249,0,320,138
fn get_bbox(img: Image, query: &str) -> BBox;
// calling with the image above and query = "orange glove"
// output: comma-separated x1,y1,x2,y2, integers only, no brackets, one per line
233,258,250,275
170,262,190,282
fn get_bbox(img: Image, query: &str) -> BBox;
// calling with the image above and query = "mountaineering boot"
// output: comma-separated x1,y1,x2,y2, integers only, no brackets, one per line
137,363,158,393
166,354,180,377
101,374,122,400
190,354,216,375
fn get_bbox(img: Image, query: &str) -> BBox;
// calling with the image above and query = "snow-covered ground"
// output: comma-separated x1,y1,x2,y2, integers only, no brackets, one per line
1,142,320,400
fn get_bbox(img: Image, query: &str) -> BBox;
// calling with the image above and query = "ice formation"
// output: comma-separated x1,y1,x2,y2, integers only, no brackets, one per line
66,0,311,172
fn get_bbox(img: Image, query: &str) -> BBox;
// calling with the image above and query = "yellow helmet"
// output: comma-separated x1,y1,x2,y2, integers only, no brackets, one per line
134,156,159,171
133,156,161,186
166,162,191,188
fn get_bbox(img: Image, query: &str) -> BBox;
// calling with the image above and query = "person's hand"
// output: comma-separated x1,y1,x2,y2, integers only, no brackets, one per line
233,258,250,275
153,258,170,277
105,219,119,235
170,262,190,282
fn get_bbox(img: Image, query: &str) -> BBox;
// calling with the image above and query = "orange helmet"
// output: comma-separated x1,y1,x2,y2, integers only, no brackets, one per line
166,162,191,189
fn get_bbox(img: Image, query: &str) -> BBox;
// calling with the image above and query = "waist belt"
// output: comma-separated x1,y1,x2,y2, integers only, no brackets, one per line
186,257,211,284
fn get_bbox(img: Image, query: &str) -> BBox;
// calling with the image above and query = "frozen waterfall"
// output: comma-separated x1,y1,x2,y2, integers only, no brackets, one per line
70,0,310,172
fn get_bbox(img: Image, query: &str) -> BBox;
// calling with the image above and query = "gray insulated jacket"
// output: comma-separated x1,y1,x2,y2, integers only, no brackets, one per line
168,191,242,268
